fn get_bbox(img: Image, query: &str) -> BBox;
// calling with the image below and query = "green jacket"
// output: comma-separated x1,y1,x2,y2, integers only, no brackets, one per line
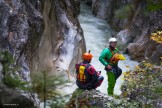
99,48,119,66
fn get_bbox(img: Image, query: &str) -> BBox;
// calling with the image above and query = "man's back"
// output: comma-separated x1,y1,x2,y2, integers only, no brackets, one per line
75,51,104,90
75,61,100,90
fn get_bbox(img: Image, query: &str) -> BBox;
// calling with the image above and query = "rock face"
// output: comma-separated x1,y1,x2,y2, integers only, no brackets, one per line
0,0,85,107
91,0,162,64
92,0,113,19
125,10,162,64
91,0,130,20
31,0,85,76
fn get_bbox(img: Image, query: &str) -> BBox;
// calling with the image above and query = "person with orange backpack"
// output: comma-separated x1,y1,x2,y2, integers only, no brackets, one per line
75,50,104,90
99,37,122,95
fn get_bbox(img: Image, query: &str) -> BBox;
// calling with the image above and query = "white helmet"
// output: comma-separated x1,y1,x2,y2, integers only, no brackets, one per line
109,37,117,44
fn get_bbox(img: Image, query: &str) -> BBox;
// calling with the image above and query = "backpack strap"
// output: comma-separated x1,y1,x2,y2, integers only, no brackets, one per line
76,62,91,82
108,47,118,54
108,48,118,59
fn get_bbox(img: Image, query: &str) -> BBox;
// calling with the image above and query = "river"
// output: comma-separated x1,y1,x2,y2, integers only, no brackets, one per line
78,3,138,95
40,3,139,108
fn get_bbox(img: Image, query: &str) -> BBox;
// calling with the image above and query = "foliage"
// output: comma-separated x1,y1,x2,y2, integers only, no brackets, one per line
50,94,70,108
114,0,162,20
31,71,65,99
0,50,28,89
150,31,162,65
0,50,14,74
3,75,28,89
114,4,134,19
121,61,162,107
150,30,162,44
31,71,68,108
145,0,162,12
106,98,140,108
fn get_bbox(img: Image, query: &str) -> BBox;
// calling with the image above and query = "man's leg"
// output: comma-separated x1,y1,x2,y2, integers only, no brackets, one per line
107,72,116,95
116,67,122,79
112,67,122,80
94,76,104,88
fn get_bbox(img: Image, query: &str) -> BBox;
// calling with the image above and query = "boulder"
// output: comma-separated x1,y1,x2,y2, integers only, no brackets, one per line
0,84,35,108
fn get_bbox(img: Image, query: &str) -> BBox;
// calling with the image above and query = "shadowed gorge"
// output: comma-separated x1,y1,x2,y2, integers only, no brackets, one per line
0,0,161,108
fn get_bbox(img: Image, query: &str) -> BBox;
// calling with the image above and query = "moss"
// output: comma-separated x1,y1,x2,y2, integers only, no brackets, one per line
65,89,94,108
114,4,134,19
71,88,85,98
146,0,162,12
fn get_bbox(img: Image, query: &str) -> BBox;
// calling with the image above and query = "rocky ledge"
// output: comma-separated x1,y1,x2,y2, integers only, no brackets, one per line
65,89,140,108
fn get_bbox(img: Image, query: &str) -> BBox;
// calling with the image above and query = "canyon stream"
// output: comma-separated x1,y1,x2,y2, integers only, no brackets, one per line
78,3,138,95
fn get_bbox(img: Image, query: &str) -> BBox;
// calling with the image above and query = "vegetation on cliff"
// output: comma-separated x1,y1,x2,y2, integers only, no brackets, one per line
0,50,69,108
114,0,162,20
120,31,162,107
122,62,162,107
0,51,27,89
31,71,68,108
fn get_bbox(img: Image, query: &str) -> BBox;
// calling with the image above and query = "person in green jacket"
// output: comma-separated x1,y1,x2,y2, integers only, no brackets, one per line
99,37,122,95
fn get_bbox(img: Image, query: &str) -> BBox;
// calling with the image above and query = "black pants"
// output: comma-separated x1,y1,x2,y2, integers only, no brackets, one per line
76,76,104,90
105,66,122,80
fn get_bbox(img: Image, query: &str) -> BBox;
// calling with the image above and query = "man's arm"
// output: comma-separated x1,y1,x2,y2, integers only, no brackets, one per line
88,66,98,81
99,48,110,66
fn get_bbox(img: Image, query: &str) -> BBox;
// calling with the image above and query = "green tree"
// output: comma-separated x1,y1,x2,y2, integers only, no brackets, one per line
31,71,67,108
0,51,28,89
